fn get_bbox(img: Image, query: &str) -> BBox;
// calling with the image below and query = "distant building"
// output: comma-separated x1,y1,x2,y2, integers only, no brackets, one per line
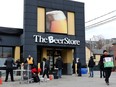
111,43,116,66
92,49,104,65
85,46,93,64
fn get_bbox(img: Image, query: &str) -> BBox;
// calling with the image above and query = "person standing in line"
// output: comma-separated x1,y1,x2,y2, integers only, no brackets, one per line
15,59,21,76
72,59,75,74
77,58,82,76
16,59,21,69
88,56,95,77
40,58,45,75
99,54,105,78
101,50,112,85
4,55,15,82
56,56,63,78
42,58,50,80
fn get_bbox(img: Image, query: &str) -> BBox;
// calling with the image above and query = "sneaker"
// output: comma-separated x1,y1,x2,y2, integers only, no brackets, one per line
47,78,50,81
106,82,109,85
11,80,15,82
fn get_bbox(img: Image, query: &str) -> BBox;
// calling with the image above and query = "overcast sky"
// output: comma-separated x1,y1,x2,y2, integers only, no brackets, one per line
0,0,116,40
0,0,23,28
72,0,116,40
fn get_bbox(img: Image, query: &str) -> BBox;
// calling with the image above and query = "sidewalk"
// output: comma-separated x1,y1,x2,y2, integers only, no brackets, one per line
1,71,116,87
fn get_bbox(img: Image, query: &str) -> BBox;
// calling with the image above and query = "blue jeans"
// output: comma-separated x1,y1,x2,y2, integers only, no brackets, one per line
57,69,62,78
89,67,94,77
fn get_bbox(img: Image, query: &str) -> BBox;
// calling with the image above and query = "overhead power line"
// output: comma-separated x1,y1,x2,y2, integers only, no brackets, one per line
85,10,116,23
85,15,116,30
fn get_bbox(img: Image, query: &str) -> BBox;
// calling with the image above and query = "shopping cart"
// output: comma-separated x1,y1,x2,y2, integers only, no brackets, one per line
19,64,33,84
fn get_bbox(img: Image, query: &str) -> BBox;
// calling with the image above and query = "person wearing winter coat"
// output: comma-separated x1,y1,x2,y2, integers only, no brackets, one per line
99,53,106,78
42,58,50,79
77,58,82,76
100,50,112,85
31,65,40,82
4,55,15,82
88,56,95,77
56,56,63,78
15,59,21,76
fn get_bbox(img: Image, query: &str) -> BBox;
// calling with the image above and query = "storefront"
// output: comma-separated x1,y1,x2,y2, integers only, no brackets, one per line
0,0,85,74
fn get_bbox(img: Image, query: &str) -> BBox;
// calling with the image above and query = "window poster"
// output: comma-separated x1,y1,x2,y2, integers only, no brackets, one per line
46,10,67,34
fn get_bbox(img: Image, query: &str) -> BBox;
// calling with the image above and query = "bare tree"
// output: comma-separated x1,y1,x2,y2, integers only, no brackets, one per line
92,35,105,49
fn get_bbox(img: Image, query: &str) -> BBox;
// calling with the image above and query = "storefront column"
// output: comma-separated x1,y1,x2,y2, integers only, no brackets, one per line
74,47,86,65
42,48,47,59
14,46,20,61
23,45,37,65
62,49,73,75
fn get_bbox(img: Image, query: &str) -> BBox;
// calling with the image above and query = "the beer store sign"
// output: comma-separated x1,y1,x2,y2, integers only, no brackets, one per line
33,35,80,45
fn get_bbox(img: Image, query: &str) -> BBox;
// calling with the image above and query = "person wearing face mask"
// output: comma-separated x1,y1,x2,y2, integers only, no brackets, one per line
100,50,112,85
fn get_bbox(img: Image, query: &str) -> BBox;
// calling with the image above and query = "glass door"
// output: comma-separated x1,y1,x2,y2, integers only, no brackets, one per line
47,49,62,72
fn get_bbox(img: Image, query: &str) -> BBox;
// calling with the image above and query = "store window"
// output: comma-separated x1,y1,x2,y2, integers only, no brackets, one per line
47,49,62,71
67,12,75,35
0,47,13,58
0,47,14,66
37,7,45,32
46,9,67,34
37,7,75,35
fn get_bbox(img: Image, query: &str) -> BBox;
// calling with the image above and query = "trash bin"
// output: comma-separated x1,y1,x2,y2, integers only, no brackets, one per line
81,68,88,74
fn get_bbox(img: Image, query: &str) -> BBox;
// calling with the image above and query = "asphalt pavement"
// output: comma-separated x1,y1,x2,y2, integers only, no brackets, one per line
1,71,116,87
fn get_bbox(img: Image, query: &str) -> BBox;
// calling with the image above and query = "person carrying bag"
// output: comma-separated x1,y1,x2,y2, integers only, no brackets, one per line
102,50,114,85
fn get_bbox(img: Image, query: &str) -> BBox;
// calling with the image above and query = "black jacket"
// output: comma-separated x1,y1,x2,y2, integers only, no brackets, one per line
77,61,81,69
4,58,15,69
56,58,63,69
99,55,111,70
16,60,21,68
44,60,50,69
88,59,95,68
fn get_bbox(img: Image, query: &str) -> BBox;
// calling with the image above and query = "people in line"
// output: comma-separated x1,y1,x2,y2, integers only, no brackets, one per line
42,58,50,80
56,56,63,78
88,56,95,77
100,50,112,85
4,55,15,82
3,52,113,85
77,58,82,76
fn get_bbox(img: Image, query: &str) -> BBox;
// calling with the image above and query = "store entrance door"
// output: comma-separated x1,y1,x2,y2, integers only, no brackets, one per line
47,49,62,72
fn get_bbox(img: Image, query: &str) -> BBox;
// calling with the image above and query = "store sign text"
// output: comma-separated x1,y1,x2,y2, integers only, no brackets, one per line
33,35,80,45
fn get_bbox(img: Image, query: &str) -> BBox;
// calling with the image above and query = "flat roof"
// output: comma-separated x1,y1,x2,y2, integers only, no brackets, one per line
0,27,23,35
